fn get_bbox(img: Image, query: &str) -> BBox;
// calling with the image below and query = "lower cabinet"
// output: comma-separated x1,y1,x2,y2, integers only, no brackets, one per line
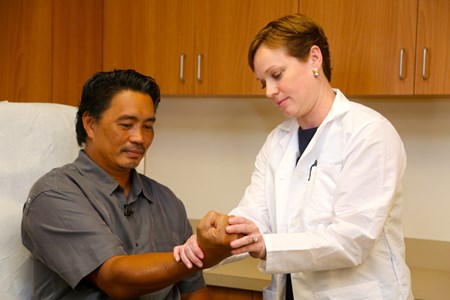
208,286,263,300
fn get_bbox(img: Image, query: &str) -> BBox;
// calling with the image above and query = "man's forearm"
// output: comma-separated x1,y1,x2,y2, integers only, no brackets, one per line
89,211,240,298
90,252,201,299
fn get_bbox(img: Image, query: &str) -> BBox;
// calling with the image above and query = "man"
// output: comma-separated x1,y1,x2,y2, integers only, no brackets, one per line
21,70,232,299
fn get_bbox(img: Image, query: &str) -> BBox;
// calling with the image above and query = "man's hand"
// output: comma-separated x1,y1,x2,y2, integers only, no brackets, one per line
196,211,243,268
173,211,242,269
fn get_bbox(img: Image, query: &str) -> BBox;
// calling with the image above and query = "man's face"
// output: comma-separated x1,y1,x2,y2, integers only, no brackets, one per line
83,90,155,175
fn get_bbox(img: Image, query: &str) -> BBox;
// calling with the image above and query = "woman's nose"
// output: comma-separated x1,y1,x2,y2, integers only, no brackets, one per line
265,82,278,98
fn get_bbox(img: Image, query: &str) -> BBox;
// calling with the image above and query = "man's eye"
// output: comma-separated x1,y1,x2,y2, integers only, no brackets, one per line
119,123,133,128
143,125,153,130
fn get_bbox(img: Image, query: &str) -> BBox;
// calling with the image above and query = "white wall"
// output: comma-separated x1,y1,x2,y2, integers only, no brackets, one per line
358,97,450,242
144,97,282,218
144,96,450,242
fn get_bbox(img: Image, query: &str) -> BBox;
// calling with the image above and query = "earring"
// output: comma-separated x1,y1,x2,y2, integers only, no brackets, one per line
313,68,319,78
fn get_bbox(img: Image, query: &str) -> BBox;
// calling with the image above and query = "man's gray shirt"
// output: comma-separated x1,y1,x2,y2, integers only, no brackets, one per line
22,151,205,299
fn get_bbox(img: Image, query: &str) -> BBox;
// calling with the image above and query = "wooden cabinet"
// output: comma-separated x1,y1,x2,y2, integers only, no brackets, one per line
193,0,298,96
103,0,298,96
103,0,195,95
299,0,418,96
414,0,450,95
300,0,450,96
208,286,263,300
52,0,103,105
0,0,102,105
3,1,448,99
0,0,53,102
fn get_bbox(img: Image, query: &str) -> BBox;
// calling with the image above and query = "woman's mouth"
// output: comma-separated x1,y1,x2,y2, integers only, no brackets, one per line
275,97,288,108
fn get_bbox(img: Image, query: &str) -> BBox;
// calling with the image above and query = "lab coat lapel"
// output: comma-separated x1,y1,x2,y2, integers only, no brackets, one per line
277,91,350,232
273,120,298,233
298,89,350,163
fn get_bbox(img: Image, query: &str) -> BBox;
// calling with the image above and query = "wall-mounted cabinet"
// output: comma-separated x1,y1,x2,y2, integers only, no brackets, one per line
103,0,298,96
52,0,103,105
300,0,417,96
2,0,449,101
414,0,450,95
0,0,53,102
0,0,103,105
300,0,450,96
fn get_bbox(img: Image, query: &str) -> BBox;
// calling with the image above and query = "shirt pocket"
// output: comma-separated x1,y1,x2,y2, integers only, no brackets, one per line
149,229,181,252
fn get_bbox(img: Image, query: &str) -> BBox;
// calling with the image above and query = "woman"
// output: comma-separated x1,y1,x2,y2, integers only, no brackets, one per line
175,14,413,299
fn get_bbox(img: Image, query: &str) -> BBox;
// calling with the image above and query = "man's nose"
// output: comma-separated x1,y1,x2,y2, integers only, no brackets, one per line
130,127,145,143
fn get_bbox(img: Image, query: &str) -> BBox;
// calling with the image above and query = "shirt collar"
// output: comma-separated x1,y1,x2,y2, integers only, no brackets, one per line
130,169,153,203
74,150,152,203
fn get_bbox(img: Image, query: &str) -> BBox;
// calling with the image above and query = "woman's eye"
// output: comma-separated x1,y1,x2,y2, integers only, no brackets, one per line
260,81,266,89
272,72,282,79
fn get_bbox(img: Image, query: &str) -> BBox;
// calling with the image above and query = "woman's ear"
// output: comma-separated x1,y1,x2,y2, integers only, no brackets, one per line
310,45,323,68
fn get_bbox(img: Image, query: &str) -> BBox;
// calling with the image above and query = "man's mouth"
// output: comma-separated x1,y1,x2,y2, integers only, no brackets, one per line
122,147,145,157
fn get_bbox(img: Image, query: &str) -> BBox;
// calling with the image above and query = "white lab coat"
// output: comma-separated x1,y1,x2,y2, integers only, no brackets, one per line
230,90,413,299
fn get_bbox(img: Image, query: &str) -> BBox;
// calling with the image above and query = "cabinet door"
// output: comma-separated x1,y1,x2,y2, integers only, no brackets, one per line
194,0,299,96
103,0,195,95
0,0,52,102
414,0,450,95
300,0,417,96
52,0,103,106
208,286,253,300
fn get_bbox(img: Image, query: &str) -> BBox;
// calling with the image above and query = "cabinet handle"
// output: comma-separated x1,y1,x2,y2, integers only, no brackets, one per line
422,47,428,80
399,48,405,80
179,54,185,82
197,53,203,82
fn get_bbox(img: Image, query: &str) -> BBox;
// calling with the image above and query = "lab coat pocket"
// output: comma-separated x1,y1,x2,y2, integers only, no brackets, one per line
316,280,383,300
262,285,277,300
304,163,342,225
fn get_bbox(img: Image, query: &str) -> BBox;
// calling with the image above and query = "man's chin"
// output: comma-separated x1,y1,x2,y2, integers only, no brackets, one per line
119,159,142,170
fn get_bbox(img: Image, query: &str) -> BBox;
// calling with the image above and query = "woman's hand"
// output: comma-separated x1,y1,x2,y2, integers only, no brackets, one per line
173,234,205,269
226,216,266,260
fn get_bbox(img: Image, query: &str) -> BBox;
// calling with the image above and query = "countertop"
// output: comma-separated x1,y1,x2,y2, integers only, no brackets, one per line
190,219,450,292
203,256,270,291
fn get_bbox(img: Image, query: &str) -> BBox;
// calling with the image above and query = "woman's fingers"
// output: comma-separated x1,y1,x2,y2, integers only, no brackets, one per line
174,235,205,269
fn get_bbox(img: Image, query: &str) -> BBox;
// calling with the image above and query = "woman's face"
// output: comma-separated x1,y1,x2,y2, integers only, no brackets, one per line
253,45,320,122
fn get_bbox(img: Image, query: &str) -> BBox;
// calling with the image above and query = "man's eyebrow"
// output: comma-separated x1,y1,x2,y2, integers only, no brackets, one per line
117,115,156,122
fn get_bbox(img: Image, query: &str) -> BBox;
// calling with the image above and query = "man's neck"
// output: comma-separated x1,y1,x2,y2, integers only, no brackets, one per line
111,172,132,197
83,149,133,197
